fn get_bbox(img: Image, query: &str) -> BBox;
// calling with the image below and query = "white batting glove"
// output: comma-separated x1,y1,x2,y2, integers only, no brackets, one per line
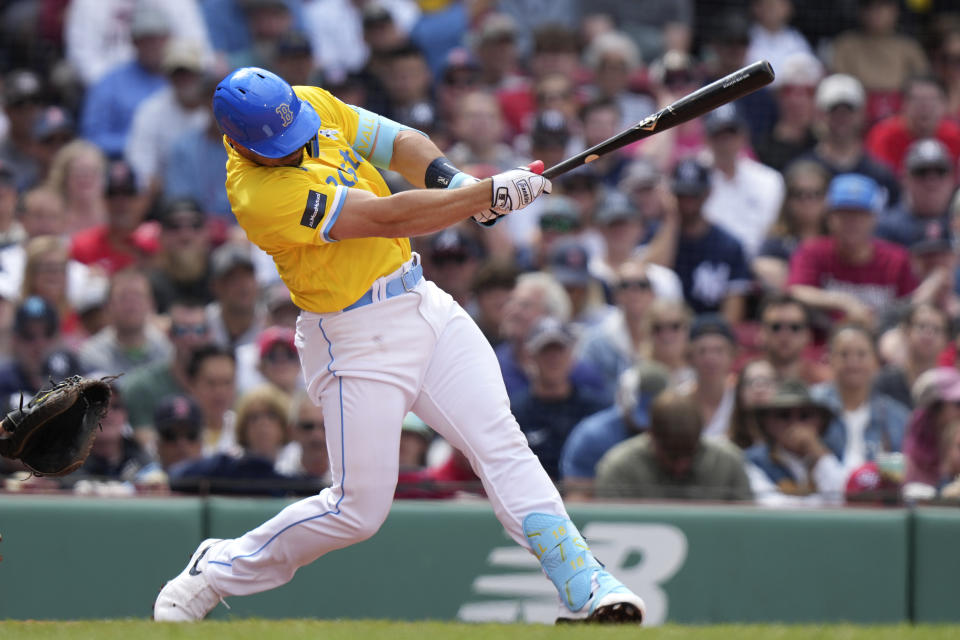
446,173,501,226
489,168,552,215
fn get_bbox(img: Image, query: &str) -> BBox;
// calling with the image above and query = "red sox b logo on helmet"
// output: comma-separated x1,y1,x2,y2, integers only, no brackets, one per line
276,103,294,127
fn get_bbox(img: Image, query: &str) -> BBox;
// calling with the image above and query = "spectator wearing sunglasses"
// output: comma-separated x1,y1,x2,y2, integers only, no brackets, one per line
147,198,213,314
579,259,667,397
876,139,956,249
643,298,695,390
143,394,205,483
745,378,847,506
758,294,832,385
275,390,330,491
588,192,683,305
121,297,211,442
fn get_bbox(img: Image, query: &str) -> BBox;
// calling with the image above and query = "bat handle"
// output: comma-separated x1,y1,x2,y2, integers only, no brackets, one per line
527,160,544,175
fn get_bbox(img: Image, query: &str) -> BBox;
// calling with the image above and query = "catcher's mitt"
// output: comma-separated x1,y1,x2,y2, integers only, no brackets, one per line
0,375,114,477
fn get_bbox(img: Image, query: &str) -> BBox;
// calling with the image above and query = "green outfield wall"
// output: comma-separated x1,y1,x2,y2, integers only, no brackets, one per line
0,495,956,624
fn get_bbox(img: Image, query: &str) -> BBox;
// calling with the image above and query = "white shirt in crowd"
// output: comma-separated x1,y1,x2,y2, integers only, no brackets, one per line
65,0,213,86
125,88,207,189
841,403,871,473
703,156,785,259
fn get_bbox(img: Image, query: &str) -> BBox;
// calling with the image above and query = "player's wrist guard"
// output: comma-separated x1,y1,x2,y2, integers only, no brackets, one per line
426,157,473,189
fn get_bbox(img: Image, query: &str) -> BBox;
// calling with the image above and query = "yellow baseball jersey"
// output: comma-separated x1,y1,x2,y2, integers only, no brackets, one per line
224,86,411,313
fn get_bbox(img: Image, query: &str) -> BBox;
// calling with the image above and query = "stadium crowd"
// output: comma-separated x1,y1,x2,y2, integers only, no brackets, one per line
1,0,960,507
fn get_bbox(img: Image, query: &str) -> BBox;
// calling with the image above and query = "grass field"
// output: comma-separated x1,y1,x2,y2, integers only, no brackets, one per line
1,620,959,640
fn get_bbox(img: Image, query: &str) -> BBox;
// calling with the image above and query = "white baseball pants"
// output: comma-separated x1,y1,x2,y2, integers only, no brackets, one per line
204,267,568,597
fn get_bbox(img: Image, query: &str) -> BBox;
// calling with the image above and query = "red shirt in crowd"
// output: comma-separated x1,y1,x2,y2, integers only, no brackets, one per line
787,237,918,312
865,115,960,174
70,222,161,275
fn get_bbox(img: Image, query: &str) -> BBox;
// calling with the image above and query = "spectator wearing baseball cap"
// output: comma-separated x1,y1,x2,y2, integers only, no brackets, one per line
125,38,210,192
0,69,43,191
78,5,170,158
804,73,901,206
70,159,159,276
0,296,71,405
788,173,918,326
547,238,614,330
512,316,608,480
754,52,823,172
151,394,205,473
236,326,301,396
745,378,846,507
32,106,76,180
424,228,484,309
702,103,786,259
646,158,752,324
687,314,738,440
207,243,266,351
876,139,956,249
146,199,213,314
560,361,670,500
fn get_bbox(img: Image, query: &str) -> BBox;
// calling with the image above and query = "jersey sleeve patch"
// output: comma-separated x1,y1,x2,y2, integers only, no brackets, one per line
300,190,328,229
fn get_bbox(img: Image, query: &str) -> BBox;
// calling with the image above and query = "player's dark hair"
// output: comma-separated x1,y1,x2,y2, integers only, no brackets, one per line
187,343,236,380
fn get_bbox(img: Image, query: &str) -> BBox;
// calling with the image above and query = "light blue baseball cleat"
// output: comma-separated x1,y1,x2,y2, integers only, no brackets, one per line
523,513,645,624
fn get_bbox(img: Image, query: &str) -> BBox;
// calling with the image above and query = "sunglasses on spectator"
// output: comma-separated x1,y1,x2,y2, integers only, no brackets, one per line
298,420,323,431
617,279,651,291
765,407,817,422
765,322,807,333
159,429,200,443
787,188,824,200
16,330,54,342
264,348,298,363
171,322,208,337
910,167,949,179
653,321,684,334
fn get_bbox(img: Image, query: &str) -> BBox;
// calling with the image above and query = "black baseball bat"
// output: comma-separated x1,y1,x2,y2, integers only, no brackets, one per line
541,60,776,180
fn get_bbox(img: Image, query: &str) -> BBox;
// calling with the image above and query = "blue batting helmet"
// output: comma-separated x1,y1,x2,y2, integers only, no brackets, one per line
213,67,321,158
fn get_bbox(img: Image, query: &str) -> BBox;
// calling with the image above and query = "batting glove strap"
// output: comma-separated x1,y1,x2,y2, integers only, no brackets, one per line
489,168,551,215
523,513,601,612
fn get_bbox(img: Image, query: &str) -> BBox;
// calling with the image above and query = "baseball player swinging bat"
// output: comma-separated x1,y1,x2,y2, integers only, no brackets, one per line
535,60,776,179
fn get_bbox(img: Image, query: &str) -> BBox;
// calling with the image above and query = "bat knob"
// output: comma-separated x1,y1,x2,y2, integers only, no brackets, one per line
527,160,544,175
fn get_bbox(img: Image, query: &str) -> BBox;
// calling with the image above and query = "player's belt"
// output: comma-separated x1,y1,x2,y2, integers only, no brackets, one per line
342,255,423,312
